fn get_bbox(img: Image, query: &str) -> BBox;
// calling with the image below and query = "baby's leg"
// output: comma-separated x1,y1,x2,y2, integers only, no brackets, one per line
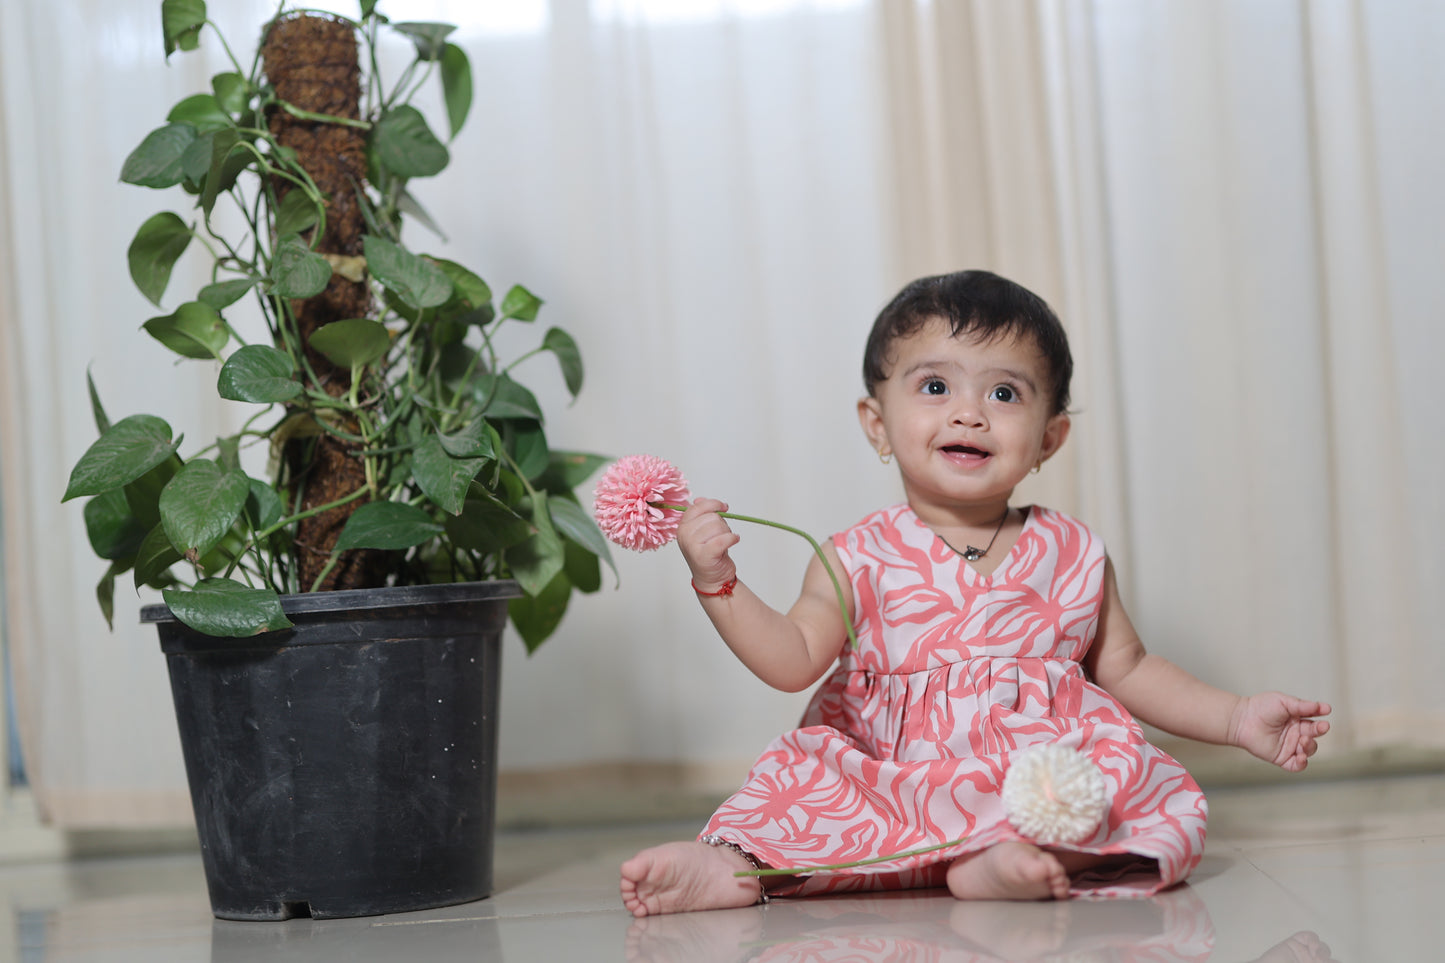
619,841,765,918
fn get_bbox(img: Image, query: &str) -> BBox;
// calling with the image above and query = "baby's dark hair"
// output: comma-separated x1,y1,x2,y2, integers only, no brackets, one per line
862,270,1073,415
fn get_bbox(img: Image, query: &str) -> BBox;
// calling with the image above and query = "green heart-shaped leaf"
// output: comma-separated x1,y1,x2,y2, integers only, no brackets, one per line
430,258,491,321
334,501,444,551
211,71,248,113
499,284,542,321
244,478,285,533
270,235,332,299
143,300,228,360
370,105,449,179
273,188,321,238
167,93,231,133
444,497,530,553
97,564,120,630
86,369,112,435
412,434,486,515
162,0,207,58
537,451,608,493
441,43,473,139
472,374,543,421
198,277,255,309
391,21,455,61
363,235,452,310
218,344,301,403
127,212,192,306
120,123,198,188
547,496,614,575
124,455,181,529
309,318,391,369
508,570,571,654
163,578,293,637
542,326,583,398
64,415,180,501
437,420,496,459
134,523,184,590
504,494,565,596
84,489,148,560
159,459,250,558
564,539,603,593
507,421,550,480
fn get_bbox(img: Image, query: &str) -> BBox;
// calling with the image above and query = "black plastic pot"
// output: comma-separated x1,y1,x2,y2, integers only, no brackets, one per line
142,580,520,921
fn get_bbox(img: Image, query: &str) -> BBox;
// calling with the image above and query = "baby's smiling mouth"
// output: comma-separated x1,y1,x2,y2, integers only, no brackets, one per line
942,444,990,459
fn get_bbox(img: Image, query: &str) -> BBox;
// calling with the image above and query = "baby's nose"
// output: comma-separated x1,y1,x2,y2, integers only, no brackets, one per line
950,402,986,427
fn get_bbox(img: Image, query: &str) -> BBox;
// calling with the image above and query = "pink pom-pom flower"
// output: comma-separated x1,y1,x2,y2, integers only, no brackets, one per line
593,453,859,650
593,454,692,552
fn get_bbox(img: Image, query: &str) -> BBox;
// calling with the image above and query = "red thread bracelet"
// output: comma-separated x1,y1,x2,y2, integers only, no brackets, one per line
691,576,738,598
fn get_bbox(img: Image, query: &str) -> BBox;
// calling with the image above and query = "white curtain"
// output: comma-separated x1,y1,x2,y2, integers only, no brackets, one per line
1080,0,1444,751
1,0,1440,828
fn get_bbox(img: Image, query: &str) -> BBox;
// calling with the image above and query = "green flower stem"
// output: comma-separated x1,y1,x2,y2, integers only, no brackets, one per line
657,503,859,651
733,836,969,878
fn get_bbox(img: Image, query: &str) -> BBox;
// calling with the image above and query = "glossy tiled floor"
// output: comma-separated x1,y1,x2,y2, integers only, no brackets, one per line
4,774,1442,961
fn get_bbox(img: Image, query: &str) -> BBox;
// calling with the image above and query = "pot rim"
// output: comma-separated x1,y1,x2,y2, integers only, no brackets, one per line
140,579,523,625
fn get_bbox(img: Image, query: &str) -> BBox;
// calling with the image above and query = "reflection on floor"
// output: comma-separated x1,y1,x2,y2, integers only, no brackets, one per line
4,773,1442,961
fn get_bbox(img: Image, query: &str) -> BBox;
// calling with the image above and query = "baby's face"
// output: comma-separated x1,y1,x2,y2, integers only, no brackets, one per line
859,318,1069,511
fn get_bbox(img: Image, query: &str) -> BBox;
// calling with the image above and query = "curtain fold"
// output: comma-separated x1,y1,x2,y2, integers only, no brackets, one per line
2,0,1440,828
1302,0,1443,745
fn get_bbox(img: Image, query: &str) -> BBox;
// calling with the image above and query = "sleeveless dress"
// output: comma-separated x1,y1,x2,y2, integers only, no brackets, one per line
700,504,1207,898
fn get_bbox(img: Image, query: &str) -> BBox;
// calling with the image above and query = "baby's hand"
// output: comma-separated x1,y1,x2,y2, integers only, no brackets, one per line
677,497,741,593
1229,693,1332,772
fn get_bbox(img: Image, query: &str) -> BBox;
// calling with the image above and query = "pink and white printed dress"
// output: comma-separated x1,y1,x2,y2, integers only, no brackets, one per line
701,504,1207,898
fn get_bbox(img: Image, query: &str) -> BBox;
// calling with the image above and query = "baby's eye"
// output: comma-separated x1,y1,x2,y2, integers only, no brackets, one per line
922,378,948,396
988,384,1019,403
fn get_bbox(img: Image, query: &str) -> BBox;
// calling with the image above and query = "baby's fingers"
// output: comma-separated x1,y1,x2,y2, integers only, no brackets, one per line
685,497,729,517
682,503,737,545
1284,719,1330,772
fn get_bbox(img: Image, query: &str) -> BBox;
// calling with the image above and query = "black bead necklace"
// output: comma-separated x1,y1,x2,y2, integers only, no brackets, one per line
955,507,1010,562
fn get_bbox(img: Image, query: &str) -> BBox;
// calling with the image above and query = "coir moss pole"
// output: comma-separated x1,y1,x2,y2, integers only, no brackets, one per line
261,13,385,592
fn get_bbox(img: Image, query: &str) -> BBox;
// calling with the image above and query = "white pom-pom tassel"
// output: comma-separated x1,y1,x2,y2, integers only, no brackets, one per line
1002,744,1108,845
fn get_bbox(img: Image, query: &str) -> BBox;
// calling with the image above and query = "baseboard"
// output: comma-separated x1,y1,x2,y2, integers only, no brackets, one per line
496,760,746,831
0,788,200,865
1156,739,1445,789
0,788,67,863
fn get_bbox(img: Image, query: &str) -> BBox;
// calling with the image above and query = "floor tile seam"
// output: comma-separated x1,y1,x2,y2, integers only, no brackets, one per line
1231,863,1294,905
1235,853,1368,960
372,907,625,927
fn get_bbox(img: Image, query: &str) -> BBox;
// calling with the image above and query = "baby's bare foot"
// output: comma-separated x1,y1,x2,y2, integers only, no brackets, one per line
619,841,764,918
945,841,1070,901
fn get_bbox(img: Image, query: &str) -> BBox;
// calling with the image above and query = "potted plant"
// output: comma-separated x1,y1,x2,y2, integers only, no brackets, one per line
60,0,611,920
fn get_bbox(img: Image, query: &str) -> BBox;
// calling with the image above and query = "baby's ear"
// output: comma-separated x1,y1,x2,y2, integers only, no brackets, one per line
857,396,887,452
1040,411,1071,461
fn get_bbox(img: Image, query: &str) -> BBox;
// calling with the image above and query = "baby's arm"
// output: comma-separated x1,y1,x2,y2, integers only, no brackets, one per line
679,498,851,693
1085,559,1331,772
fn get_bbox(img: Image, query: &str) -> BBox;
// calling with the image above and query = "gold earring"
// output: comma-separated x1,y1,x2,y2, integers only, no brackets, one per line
1030,460,1042,474
878,451,892,465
